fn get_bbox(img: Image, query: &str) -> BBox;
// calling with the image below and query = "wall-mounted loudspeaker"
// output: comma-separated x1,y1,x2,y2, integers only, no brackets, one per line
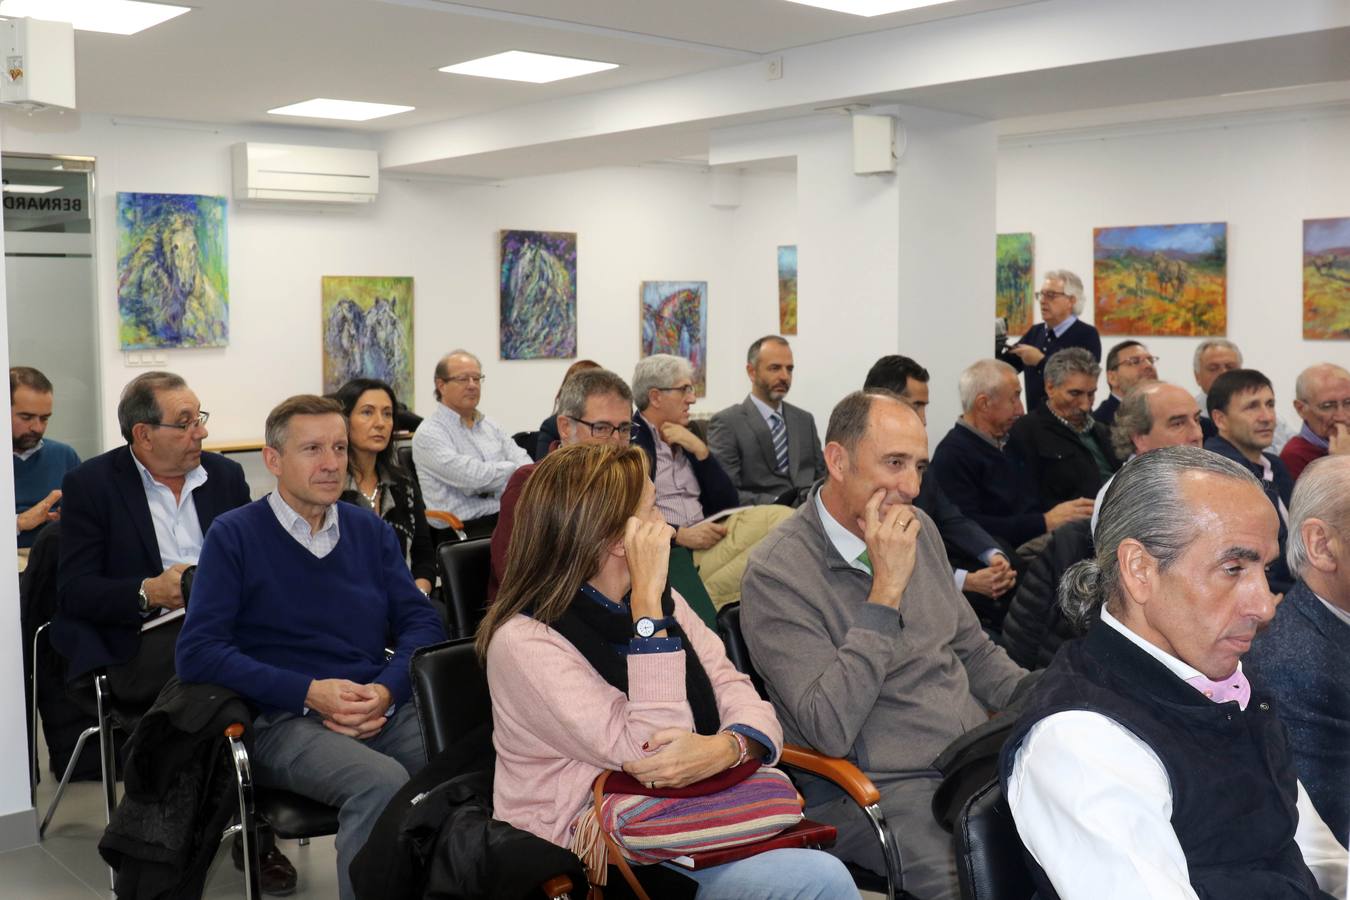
852,114,898,175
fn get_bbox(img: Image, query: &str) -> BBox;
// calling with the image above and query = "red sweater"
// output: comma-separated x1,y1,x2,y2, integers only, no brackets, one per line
1280,434,1325,482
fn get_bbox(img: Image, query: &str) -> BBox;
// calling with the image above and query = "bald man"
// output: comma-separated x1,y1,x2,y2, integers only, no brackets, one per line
1282,363,1350,481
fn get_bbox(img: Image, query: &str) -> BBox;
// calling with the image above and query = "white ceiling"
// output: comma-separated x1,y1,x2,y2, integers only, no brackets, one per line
61,0,1036,131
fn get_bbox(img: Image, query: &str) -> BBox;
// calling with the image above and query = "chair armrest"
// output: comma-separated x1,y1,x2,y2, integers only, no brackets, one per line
539,875,574,898
425,510,465,531
780,744,880,808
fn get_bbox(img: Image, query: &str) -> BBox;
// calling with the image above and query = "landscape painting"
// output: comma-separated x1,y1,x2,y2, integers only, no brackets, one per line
499,229,577,359
1303,217,1350,339
321,276,414,402
117,192,228,349
996,232,1034,335
641,281,708,396
778,245,797,335
1093,222,1227,336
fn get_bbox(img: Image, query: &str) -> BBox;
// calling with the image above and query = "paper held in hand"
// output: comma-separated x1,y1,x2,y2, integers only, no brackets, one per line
141,606,185,632
694,506,752,528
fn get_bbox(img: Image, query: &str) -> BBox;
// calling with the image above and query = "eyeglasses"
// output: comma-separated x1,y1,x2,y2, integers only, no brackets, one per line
1035,290,1070,301
568,416,634,439
1114,355,1160,369
443,374,486,385
1313,398,1350,414
147,411,209,431
657,385,696,397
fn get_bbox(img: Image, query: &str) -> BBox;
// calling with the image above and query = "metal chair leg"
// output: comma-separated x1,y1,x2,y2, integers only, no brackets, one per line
94,674,119,891
38,723,98,838
226,725,261,900
862,801,903,900
29,622,48,806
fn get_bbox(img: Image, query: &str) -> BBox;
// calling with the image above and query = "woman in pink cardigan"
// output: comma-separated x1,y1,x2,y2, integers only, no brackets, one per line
477,443,856,899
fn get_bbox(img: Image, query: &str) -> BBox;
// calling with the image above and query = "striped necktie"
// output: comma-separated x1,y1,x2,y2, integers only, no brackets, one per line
769,412,789,474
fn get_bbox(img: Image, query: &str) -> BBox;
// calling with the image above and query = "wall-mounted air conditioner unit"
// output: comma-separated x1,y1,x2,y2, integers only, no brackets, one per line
231,142,379,204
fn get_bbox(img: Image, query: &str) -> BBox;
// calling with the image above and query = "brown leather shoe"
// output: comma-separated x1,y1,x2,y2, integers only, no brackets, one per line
231,837,299,897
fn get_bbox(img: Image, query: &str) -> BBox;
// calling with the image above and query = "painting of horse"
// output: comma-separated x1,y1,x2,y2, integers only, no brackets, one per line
321,276,414,402
1304,217,1350,339
500,230,577,359
996,233,1034,335
641,281,708,396
1093,223,1226,336
778,245,797,335
117,192,228,349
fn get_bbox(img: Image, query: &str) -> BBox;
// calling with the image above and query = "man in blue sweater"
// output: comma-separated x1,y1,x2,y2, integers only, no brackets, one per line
11,367,79,548
176,395,446,900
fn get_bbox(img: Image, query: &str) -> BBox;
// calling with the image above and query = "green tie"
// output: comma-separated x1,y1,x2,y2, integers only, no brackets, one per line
856,549,872,573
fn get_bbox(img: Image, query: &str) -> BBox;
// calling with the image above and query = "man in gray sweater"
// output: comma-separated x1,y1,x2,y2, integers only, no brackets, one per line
742,390,1027,900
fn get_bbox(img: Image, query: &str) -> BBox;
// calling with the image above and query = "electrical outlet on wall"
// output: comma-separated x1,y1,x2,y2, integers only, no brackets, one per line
766,56,783,80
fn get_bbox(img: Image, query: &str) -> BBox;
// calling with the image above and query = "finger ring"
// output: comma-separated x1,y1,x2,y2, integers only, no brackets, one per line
649,781,656,789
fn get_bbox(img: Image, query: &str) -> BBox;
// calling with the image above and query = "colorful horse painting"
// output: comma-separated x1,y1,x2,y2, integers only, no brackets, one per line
321,276,414,402
500,230,577,359
641,281,708,396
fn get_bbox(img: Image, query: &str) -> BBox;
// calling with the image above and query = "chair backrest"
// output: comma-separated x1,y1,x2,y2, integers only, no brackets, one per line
714,603,767,700
396,443,415,478
410,637,493,759
511,430,540,457
435,538,493,639
955,778,1037,900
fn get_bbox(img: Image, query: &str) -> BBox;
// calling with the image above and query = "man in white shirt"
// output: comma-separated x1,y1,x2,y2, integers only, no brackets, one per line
1003,446,1345,900
411,349,530,540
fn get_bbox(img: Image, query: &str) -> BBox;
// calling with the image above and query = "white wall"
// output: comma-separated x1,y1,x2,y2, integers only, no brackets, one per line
997,107,1350,419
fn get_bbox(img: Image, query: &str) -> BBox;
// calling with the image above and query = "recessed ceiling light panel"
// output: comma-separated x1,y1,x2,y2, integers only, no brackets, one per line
439,50,618,84
0,0,190,36
782,0,960,16
267,98,414,122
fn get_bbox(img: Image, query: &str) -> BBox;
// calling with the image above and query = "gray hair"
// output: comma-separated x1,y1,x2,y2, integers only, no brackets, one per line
1287,455,1350,578
747,335,789,366
1060,446,1260,629
1044,347,1100,389
1192,339,1242,374
117,371,187,443
556,368,633,420
958,359,1017,413
632,355,692,411
1045,269,1086,315
1294,363,1350,403
433,349,482,401
1109,381,1163,459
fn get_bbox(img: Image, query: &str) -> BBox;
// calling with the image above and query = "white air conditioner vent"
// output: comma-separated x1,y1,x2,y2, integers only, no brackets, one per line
231,143,379,204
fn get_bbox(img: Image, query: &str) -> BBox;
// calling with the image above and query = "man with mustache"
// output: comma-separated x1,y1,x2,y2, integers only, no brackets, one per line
1094,340,1158,427
1002,447,1345,899
708,335,825,507
1006,269,1101,410
1204,369,1295,593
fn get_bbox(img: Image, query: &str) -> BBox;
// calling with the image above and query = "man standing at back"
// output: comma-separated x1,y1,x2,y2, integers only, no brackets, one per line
12,366,79,548
1006,269,1101,410
709,335,825,507
741,390,1026,899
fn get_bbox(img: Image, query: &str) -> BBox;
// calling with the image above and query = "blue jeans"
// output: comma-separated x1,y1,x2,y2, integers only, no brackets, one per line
664,847,860,899
253,703,427,900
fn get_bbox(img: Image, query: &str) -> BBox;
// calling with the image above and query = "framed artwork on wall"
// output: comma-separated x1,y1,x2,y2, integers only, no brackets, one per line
116,192,229,349
778,245,797,335
1093,222,1227,336
640,281,708,397
321,276,415,402
499,229,577,359
996,232,1034,336
1303,217,1350,339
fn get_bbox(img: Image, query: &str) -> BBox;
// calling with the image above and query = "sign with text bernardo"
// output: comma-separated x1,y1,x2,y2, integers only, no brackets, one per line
3,193,82,213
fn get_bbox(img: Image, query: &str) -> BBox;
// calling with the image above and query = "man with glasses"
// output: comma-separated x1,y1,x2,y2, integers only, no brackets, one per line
1281,363,1350,481
488,368,634,600
1006,269,1101,410
51,371,298,894
1094,340,1158,427
411,349,530,541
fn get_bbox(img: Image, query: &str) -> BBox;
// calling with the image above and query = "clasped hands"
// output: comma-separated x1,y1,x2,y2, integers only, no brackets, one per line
305,678,392,739
622,727,740,790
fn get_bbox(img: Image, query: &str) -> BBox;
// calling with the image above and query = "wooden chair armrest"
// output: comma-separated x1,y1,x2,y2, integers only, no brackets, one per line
425,510,465,531
780,744,881,807
539,875,574,898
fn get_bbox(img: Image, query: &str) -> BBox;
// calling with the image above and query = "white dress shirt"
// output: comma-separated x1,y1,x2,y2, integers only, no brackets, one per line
131,450,207,567
266,490,340,559
411,403,530,524
1008,607,1347,900
15,438,43,462
815,489,869,573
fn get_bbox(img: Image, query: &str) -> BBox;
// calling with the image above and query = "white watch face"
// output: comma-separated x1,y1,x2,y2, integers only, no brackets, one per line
636,618,655,638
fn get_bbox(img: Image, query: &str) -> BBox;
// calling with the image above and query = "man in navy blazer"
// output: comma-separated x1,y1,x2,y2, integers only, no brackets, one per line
1245,455,1350,846
1006,269,1101,410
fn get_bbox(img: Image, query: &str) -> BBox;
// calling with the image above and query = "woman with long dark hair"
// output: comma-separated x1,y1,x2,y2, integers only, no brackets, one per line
335,378,435,593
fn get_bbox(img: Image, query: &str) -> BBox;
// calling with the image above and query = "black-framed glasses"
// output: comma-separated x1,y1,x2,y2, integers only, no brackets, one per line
568,416,634,439
147,411,209,431
443,374,486,384
657,385,696,397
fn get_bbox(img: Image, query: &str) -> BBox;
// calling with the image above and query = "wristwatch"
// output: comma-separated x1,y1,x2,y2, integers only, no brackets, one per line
137,580,151,613
634,616,674,638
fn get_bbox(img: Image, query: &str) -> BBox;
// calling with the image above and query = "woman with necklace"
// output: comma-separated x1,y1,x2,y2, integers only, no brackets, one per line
335,378,435,594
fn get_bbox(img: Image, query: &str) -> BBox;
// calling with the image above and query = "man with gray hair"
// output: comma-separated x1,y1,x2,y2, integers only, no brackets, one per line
1007,347,1120,513
1002,447,1345,899
1246,455,1350,846
1193,338,1295,451
412,349,530,540
1281,363,1350,481
1006,269,1101,410
932,358,1093,551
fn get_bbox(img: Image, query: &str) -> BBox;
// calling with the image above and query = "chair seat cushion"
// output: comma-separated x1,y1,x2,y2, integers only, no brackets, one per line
257,788,340,839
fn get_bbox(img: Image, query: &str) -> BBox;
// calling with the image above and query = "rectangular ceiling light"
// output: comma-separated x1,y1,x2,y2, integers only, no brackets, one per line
267,98,414,122
2,183,59,193
440,50,618,84
0,0,190,35
782,0,960,16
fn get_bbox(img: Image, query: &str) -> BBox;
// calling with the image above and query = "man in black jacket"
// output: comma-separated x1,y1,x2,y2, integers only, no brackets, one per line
1007,348,1120,513
1006,269,1101,410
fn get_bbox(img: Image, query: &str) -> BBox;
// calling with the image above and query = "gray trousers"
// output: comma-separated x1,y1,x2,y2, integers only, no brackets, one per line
253,703,427,900
809,774,958,900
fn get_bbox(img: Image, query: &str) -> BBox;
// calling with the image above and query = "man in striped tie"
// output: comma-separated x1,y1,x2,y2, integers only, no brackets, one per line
709,336,826,507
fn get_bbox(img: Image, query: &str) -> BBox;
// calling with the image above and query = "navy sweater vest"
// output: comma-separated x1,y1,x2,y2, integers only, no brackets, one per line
1000,619,1326,900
